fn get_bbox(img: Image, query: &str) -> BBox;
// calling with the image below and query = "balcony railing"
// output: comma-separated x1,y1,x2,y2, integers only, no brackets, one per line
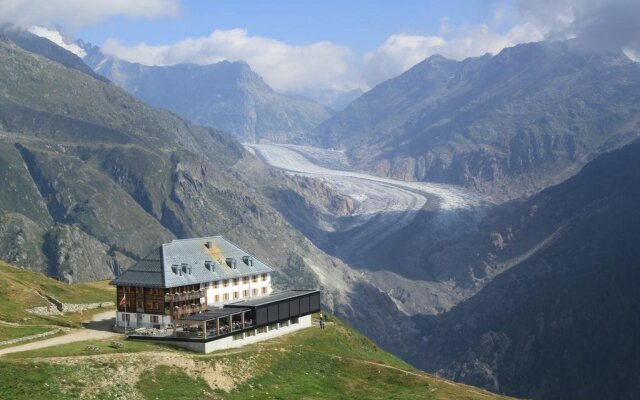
165,303,208,319
164,289,205,303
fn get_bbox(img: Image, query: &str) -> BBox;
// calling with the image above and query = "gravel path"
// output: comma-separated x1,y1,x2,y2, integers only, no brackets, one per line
0,311,117,357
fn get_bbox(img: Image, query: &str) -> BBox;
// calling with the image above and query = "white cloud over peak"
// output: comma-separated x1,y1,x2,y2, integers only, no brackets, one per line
0,0,180,27
361,22,545,86
102,29,358,93
516,0,640,55
362,0,640,87
17,0,640,93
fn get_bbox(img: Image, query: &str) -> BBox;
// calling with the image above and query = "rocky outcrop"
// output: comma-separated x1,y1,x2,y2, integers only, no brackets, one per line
44,224,133,283
0,213,48,274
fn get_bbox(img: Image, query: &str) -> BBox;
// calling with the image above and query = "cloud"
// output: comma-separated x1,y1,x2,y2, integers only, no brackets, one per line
362,0,640,87
102,28,358,93
101,21,547,93
362,22,545,86
0,0,181,27
516,0,640,55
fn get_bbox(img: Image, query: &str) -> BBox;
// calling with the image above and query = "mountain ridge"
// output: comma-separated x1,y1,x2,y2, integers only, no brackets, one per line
314,40,640,200
80,41,333,143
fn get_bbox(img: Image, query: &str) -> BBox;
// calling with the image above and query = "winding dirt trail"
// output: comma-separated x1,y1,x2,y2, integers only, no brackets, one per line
0,311,117,356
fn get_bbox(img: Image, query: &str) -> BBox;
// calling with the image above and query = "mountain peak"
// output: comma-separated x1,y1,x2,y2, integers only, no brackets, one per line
81,43,332,142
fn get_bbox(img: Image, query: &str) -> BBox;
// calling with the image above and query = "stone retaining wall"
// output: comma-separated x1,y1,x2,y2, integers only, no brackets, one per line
0,329,60,346
27,301,115,316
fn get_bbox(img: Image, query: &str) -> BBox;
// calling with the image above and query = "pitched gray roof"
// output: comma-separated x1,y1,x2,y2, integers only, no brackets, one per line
112,236,273,288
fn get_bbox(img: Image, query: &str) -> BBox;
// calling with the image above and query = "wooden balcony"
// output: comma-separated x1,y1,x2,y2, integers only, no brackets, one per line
165,303,208,319
165,289,205,303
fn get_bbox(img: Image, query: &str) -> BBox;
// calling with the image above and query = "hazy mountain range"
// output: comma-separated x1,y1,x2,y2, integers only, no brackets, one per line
80,41,334,143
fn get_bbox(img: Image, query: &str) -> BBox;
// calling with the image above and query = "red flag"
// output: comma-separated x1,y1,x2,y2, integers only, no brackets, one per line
119,293,126,306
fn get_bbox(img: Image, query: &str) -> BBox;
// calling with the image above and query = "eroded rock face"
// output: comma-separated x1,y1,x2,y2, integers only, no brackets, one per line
0,213,47,273
45,224,132,283
290,176,355,217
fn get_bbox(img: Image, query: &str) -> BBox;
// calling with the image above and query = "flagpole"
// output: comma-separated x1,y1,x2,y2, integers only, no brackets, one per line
124,292,127,333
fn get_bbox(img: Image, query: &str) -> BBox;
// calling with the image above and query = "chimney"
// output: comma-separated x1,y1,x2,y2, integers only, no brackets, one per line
225,258,236,269
171,264,179,275
205,261,213,271
205,241,212,249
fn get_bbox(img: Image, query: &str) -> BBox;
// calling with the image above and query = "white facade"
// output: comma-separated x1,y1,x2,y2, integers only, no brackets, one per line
116,311,172,329
205,272,272,305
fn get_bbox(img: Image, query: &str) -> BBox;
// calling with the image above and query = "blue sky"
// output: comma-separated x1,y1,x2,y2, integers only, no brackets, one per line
75,1,510,53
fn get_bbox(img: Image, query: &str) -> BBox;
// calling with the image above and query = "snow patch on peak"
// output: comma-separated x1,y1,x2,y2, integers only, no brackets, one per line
28,26,86,58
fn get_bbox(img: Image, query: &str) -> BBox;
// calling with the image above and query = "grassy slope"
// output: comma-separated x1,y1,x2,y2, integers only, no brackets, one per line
0,260,114,327
0,315,512,400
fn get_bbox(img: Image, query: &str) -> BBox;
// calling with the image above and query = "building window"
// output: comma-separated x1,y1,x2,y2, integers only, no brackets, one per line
242,277,249,284
223,293,229,301
214,295,220,303
151,315,159,323
251,288,258,296
291,317,299,325
242,290,249,297
269,323,278,331
233,291,239,299
223,280,229,287
252,275,258,283
262,273,268,281
233,278,239,286
121,314,130,322
213,281,219,288
261,287,267,294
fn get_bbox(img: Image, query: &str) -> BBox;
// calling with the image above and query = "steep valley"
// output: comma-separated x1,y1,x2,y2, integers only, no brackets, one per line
2,25,640,400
